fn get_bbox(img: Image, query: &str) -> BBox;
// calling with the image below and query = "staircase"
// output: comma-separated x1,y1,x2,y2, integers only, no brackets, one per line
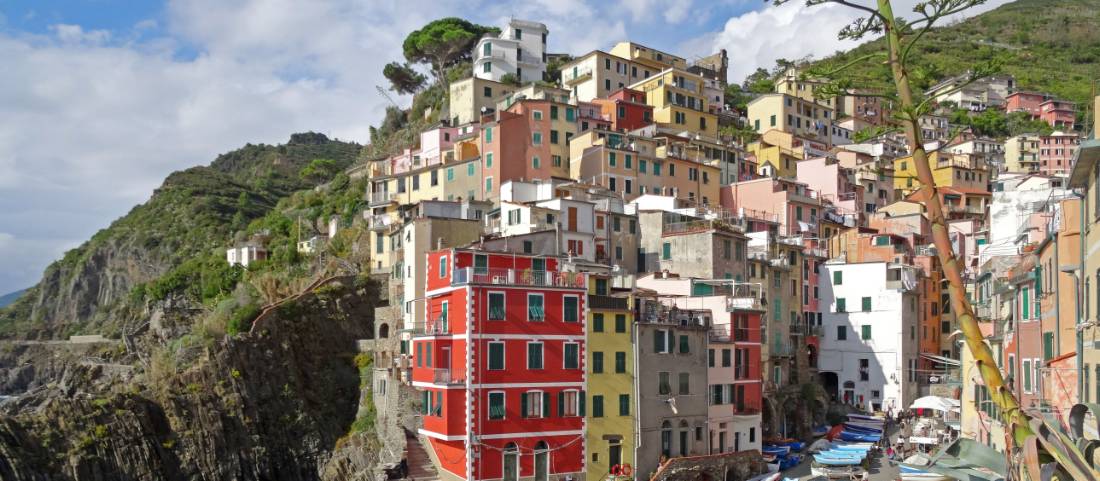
404,430,440,481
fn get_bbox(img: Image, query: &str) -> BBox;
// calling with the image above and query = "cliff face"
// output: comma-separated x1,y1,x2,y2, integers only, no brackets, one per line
0,277,380,481
0,133,363,340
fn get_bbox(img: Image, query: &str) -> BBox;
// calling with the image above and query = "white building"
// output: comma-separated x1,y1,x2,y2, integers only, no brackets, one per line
925,73,1015,111
986,174,1072,259
226,244,267,267
817,261,920,413
472,19,548,84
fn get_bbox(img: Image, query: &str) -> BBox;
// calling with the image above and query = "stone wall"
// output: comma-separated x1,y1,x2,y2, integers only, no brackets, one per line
649,451,766,481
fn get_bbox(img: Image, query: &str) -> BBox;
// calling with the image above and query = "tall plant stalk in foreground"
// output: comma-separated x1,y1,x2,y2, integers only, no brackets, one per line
776,0,1100,478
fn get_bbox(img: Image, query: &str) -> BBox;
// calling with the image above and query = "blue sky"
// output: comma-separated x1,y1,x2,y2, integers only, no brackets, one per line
0,0,1009,296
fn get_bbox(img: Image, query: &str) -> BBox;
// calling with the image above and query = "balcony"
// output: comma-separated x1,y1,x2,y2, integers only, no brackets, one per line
451,267,586,289
430,368,465,385
370,191,400,206
564,67,593,85
805,247,828,258
725,284,764,311
768,342,795,357
410,316,449,336
710,325,755,343
589,294,628,310
369,212,401,231
807,325,824,337
789,323,804,336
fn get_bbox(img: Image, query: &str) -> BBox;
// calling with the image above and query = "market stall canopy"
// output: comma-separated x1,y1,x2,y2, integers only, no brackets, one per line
910,395,962,413
900,438,1005,481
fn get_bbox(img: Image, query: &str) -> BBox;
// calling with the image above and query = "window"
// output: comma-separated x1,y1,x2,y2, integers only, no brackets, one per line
486,152,493,167
679,335,690,353
837,326,848,340
619,394,630,416
615,314,626,333
862,297,872,312
528,294,545,321
625,154,633,169
440,300,449,331
609,152,617,167
1023,359,1032,392
488,391,505,419
438,256,448,278
836,298,846,313
708,349,715,367
658,372,671,395
532,156,540,169
490,290,506,321
678,372,690,395
560,390,580,417
862,325,872,340
550,130,559,144
564,296,579,322
488,342,505,370
564,343,580,369
654,329,670,353
522,391,549,418
485,177,493,193
592,352,604,373
523,241,533,254
592,395,604,417
533,110,543,121
533,132,542,144
613,216,621,232
722,349,731,367
483,62,492,73
615,352,627,373
1043,332,1054,360
528,342,544,370
662,242,671,260
833,270,843,285
593,313,604,332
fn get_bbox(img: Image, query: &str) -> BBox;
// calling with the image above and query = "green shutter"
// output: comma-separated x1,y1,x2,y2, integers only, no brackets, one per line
521,393,528,418
655,331,665,353
862,297,872,312
662,242,671,260
543,392,551,418
616,352,626,373
558,392,565,416
679,335,689,353
422,390,430,414
833,270,843,285
837,298,846,313
1043,333,1054,360
593,313,604,332
1022,287,1030,319
862,325,872,340
615,314,626,332
619,394,630,416
1023,360,1032,391
592,395,604,418
579,391,586,416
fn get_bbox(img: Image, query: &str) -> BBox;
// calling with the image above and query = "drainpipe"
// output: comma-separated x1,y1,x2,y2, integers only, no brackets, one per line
1053,233,1061,356
1080,192,1087,403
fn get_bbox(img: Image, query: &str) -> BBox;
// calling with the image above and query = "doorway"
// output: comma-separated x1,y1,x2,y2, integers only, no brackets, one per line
503,443,519,481
534,441,549,481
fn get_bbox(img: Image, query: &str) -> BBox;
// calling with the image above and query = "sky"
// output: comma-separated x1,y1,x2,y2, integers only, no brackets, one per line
0,0,1011,296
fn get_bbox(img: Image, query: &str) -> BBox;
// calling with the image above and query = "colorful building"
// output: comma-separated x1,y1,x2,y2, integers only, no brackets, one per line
746,94,837,145
584,274,635,480
629,68,719,140
480,99,578,202
591,88,654,132
410,249,588,481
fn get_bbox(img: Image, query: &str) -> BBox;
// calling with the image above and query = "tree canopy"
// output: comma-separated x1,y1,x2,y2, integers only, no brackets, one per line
402,17,499,84
383,62,427,95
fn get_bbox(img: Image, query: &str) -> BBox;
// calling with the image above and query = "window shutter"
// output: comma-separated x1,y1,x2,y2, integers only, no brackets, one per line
558,392,565,417
422,391,430,415
654,331,663,353
579,391,586,416
679,335,689,353
543,392,551,418
521,393,529,418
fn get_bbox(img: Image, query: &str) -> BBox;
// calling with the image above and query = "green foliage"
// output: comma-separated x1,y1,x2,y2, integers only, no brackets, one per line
402,17,499,82
804,0,1100,125
383,62,427,95
227,302,261,336
742,67,776,94
544,54,573,84
299,158,339,182
499,73,521,86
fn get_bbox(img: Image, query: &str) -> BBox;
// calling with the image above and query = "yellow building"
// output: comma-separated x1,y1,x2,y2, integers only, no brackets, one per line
746,130,829,179
747,93,836,143
585,274,635,479
608,41,687,71
629,68,718,140
892,151,991,197
447,76,517,126
1003,134,1041,173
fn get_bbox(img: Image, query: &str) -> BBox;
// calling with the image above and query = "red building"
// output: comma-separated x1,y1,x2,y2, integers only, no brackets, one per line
411,248,588,481
1005,91,1052,117
1039,132,1080,176
1039,100,1075,130
593,88,654,132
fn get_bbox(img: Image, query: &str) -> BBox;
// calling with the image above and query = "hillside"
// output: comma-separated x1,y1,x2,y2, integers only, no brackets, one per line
808,0,1100,118
0,133,363,339
0,290,24,309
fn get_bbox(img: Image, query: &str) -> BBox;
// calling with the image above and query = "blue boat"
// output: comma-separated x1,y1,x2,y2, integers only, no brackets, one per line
761,445,790,455
843,423,883,434
818,450,866,460
831,445,871,452
838,431,882,443
813,454,863,466
782,441,805,452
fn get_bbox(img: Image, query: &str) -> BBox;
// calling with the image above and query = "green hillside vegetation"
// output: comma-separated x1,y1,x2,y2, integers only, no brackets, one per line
0,133,363,337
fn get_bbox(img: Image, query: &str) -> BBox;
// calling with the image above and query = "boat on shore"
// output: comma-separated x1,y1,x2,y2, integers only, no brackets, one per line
900,465,949,481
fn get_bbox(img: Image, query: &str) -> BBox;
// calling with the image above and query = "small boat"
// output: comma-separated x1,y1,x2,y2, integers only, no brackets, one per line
782,441,805,452
813,454,863,465
847,413,885,422
817,450,865,460
811,461,866,479
762,445,791,455
831,444,872,452
843,422,884,433
900,465,949,481
838,430,881,443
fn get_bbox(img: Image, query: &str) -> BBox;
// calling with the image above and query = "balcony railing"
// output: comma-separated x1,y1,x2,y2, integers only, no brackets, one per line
370,191,400,205
589,294,628,310
431,368,465,385
663,219,742,235
369,213,401,231
564,67,593,85
807,325,824,337
709,326,754,343
451,267,586,289
769,342,795,357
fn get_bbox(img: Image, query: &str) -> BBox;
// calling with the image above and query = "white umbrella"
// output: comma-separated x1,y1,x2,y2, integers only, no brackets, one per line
909,396,961,413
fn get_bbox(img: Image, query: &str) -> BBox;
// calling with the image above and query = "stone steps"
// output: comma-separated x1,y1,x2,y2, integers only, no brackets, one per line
405,431,440,481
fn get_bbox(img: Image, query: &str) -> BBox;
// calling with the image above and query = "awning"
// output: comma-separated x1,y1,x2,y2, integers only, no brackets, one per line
910,395,962,413
901,438,1006,481
920,353,961,367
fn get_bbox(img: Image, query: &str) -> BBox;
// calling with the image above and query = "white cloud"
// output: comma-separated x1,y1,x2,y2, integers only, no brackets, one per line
49,24,112,46
710,0,1013,83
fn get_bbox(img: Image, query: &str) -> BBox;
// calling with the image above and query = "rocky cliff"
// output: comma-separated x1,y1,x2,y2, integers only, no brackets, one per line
0,276,381,480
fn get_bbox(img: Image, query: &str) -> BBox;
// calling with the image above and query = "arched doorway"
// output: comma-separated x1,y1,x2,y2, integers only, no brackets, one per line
678,420,690,456
378,323,390,338
534,441,549,481
843,381,856,405
503,443,519,481
660,421,672,458
819,371,839,402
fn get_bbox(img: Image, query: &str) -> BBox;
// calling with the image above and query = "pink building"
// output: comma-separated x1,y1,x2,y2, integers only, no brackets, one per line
576,101,612,133
721,177,827,237
1005,91,1052,117
376,124,463,176
795,157,864,219
1039,132,1079,176
1039,100,1076,130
